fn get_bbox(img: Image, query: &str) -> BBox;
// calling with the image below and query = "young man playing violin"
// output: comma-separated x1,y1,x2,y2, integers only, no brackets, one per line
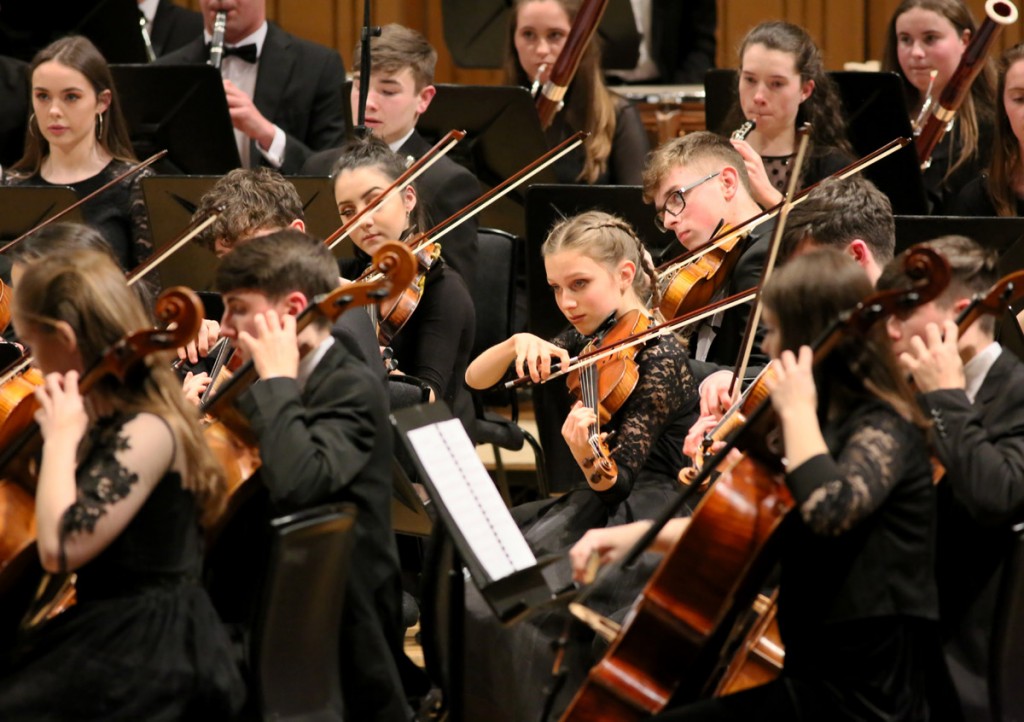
205,228,412,722
877,235,1024,722
642,131,771,414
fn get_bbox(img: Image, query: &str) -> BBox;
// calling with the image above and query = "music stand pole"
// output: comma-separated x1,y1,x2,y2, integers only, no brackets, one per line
354,0,381,139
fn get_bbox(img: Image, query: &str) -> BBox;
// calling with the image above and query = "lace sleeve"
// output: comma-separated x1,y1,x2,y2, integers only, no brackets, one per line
785,405,923,536
57,413,175,571
601,336,696,502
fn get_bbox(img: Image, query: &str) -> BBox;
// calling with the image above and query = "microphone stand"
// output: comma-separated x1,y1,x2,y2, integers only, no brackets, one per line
353,0,381,139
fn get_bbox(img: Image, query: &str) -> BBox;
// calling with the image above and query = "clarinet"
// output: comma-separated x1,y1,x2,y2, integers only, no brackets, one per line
731,119,756,141
208,11,227,70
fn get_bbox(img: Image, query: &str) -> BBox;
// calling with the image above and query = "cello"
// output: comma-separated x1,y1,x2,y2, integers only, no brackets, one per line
558,245,951,721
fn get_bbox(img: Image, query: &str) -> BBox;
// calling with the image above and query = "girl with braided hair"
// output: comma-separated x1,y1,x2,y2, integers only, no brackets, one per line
462,211,697,719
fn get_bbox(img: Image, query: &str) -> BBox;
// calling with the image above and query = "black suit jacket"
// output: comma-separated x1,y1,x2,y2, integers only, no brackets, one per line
303,129,482,283
686,220,772,383
158,22,347,174
150,0,203,57
923,348,1024,720
237,339,409,720
650,0,717,85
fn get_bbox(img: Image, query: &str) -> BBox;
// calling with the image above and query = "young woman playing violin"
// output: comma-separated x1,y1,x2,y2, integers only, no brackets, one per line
331,136,476,436
883,0,998,213
462,211,697,721
722,21,853,209
0,248,244,719
570,248,939,721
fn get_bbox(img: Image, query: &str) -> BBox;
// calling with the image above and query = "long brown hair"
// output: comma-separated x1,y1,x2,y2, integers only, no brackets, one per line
504,0,619,183
988,42,1024,216
882,0,997,181
13,249,226,525
762,248,926,427
12,35,136,175
723,21,853,155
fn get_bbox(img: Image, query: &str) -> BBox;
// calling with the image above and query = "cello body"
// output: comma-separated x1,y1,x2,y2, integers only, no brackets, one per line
560,454,791,720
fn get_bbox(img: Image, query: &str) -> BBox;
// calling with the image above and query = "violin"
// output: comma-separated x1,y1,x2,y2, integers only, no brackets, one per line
559,246,951,721
565,309,650,486
376,242,442,347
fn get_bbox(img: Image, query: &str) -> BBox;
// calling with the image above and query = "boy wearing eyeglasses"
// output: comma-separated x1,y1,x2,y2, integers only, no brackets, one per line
641,130,772,403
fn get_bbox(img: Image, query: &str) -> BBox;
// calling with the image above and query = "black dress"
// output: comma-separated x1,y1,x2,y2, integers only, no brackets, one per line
0,413,245,720
462,326,698,722
655,400,939,721
949,173,1024,217
547,98,651,185
1,160,154,273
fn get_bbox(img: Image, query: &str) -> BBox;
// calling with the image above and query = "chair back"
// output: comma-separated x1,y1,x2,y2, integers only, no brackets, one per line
252,503,358,721
471,228,519,359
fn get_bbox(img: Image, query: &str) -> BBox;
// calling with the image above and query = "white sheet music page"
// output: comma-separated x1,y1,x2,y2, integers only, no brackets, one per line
407,419,537,581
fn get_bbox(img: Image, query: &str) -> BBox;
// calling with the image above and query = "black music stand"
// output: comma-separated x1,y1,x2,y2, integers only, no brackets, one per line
703,69,929,215
141,175,340,292
895,215,1024,362
391,402,562,722
439,0,639,70
0,0,149,63
417,84,555,236
0,186,82,284
111,64,241,175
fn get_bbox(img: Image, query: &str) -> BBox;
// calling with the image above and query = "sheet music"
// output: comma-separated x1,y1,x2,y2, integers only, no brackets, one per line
407,419,537,581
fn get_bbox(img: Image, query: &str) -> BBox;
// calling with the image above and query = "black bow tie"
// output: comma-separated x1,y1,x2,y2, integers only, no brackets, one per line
207,42,258,63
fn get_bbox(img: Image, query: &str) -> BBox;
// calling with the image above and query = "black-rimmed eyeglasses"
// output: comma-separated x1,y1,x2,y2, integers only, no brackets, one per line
654,171,721,232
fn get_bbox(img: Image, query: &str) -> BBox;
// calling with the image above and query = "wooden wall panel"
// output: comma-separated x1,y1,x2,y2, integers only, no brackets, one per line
178,0,1019,82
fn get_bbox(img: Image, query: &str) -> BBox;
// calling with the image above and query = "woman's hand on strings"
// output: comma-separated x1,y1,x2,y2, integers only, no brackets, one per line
34,371,88,445
182,371,211,407
176,318,221,365
683,413,723,463
766,346,817,418
511,333,571,383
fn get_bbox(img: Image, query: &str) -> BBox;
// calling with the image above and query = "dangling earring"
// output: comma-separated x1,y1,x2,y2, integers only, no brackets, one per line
28,112,38,138
95,112,104,139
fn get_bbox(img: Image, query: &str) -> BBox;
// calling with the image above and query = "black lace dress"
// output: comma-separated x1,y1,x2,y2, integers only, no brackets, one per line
0,414,245,720
461,327,698,721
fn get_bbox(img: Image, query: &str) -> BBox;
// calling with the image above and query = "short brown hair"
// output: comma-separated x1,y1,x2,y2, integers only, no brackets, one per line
642,131,752,204
214,229,338,329
353,23,437,90
192,168,304,252
877,235,999,333
780,176,895,265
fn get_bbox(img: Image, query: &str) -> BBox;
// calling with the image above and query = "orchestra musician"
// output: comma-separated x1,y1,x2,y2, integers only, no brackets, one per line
952,42,1024,216
302,23,481,284
462,210,696,721
157,0,347,174
720,21,854,209
1,36,154,277
883,0,998,213
878,235,1024,722
505,0,650,184
0,248,245,718
572,248,939,721
331,136,477,437
179,168,383,390
643,132,772,411
207,228,412,721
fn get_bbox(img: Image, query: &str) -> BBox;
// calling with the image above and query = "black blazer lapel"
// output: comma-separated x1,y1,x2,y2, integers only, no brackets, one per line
253,23,292,129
